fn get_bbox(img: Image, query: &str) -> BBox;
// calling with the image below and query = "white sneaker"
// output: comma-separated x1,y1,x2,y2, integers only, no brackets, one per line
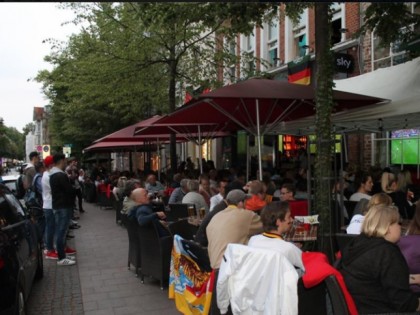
71,219,78,225
57,258,76,266
66,254,76,261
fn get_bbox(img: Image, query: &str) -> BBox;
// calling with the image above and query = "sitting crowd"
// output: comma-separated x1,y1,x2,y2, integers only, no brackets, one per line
103,160,420,314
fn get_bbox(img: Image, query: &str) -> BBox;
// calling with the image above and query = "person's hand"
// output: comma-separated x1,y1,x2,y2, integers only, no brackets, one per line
410,274,420,285
156,211,166,220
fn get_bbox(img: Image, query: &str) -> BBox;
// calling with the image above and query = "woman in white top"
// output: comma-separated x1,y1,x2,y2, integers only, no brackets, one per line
349,171,373,202
347,193,393,234
248,200,305,276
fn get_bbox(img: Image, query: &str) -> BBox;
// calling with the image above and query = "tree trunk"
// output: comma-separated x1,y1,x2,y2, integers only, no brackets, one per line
169,47,177,178
314,3,335,263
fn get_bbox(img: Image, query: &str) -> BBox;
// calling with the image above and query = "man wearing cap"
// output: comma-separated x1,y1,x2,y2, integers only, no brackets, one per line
42,155,57,260
206,189,263,315
206,189,263,269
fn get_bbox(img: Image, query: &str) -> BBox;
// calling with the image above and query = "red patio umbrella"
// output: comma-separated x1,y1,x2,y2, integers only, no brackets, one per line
94,115,163,143
134,122,234,173
152,78,388,179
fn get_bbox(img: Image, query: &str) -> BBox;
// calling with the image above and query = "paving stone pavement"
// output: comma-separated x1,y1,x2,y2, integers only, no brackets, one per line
27,201,180,315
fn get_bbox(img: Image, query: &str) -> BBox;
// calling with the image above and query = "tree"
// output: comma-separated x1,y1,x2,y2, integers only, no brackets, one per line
40,3,278,172
358,3,419,50
0,118,25,159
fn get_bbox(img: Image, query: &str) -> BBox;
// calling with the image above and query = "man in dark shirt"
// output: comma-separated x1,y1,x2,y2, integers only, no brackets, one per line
50,153,76,266
168,178,189,204
128,188,169,237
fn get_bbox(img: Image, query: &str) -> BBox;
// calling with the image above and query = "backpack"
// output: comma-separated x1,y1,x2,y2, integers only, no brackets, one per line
23,174,42,209
16,174,26,199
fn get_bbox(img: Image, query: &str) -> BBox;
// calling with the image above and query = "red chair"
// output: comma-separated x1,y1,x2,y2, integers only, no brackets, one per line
289,200,309,217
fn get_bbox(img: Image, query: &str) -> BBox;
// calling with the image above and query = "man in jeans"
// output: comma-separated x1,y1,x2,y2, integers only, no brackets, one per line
50,153,77,266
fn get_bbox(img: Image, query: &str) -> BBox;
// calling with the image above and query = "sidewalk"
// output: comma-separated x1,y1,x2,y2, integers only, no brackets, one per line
27,201,179,315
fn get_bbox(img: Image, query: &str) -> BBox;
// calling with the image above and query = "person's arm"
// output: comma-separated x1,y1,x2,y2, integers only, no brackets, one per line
409,274,420,285
136,206,159,226
35,175,43,193
248,213,263,236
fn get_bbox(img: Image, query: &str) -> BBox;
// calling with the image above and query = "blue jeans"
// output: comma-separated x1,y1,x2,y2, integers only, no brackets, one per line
53,208,71,260
44,208,55,252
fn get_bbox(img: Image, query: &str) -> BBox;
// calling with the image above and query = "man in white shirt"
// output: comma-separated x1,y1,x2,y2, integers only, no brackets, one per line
209,180,228,212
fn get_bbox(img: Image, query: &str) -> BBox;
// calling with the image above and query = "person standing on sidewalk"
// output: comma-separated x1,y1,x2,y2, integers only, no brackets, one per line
42,155,57,260
50,153,77,266
66,157,85,216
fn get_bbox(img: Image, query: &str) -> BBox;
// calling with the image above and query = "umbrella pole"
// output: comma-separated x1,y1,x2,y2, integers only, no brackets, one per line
198,125,203,174
256,100,263,181
157,138,161,182
246,133,250,183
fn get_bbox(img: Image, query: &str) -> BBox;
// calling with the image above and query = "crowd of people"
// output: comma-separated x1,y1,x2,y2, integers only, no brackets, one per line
9,152,420,313
18,151,83,266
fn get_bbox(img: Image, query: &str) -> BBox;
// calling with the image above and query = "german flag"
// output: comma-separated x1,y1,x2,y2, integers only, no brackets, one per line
287,55,311,85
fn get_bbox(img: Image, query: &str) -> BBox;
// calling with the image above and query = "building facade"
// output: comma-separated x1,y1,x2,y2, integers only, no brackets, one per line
214,2,419,172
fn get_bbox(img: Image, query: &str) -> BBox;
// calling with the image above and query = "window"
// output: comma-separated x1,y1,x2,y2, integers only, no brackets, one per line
286,9,308,61
293,34,307,58
268,19,278,41
371,2,419,70
225,39,237,83
293,10,307,34
263,18,280,69
246,33,255,51
247,60,255,74
240,30,256,77
330,3,344,46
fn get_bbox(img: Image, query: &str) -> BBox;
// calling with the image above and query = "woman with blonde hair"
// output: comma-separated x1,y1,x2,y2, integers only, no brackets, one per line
346,193,392,234
399,202,420,295
339,205,420,313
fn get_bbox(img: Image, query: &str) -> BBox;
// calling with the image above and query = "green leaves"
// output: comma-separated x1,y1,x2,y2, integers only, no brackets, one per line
359,3,420,49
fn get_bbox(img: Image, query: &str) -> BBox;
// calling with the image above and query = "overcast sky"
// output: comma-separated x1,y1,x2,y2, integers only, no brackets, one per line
0,2,80,132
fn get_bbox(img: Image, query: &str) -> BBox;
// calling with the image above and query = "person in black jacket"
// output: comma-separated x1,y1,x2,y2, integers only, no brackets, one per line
50,153,76,266
128,188,169,237
338,204,420,314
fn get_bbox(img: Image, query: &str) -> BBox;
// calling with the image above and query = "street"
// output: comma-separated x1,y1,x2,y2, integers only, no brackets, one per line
26,200,179,315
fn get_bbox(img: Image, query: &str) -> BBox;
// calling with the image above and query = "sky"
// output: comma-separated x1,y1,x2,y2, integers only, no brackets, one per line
0,2,80,132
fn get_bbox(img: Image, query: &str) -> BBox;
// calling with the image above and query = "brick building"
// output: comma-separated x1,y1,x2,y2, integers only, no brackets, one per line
214,3,419,173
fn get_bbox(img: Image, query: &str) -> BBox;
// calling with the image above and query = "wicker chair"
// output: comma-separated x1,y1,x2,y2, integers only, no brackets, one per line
125,217,142,277
114,198,124,225
138,222,173,289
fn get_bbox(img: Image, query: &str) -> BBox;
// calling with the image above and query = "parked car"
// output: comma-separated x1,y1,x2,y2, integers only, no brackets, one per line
0,183,43,315
1,175,19,197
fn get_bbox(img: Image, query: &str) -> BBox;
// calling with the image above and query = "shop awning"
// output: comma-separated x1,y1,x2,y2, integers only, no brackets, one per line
269,56,420,135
